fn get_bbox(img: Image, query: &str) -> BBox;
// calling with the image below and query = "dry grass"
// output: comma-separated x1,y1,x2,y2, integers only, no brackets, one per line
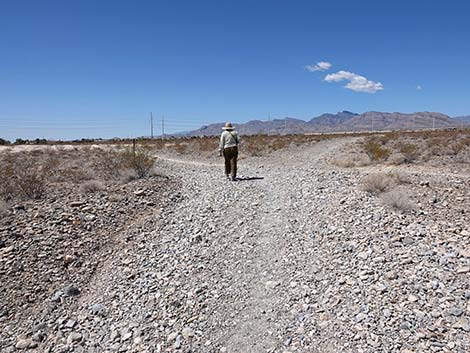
331,153,371,168
380,189,417,212
79,180,105,194
361,172,399,194
0,145,157,201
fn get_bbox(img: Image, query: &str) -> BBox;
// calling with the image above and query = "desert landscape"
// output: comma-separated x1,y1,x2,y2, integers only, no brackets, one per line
1,130,469,352
2,2,470,352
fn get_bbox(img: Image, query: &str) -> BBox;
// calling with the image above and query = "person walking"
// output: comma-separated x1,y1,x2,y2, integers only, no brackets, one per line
219,122,239,181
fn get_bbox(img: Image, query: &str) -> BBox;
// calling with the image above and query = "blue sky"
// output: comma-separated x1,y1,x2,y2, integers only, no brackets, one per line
1,0,469,140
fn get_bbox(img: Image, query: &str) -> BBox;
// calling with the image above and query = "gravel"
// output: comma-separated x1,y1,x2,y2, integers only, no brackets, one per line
1,137,469,352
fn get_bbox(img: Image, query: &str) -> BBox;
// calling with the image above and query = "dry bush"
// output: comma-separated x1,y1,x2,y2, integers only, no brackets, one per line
93,149,125,180
387,170,411,184
269,138,289,151
92,147,155,180
399,143,420,163
380,190,417,212
120,148,155,178
363,140,391,161
119,169,138,183
361,172,397,194
79,180,105,194
173,142,188,154
387,153,406,165
331,153,371,168
0,153,51,200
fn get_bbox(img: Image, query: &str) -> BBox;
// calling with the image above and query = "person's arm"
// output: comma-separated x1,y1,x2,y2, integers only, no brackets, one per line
219,133,225,155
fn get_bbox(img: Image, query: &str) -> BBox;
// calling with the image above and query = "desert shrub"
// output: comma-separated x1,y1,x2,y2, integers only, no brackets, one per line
399,143,420,163
380,190,417,212
361,172,397,194
61,165,95,183
387,170,411,184
331,153,371,168
119,169,138,183
93,149,125,180
269,138,289,151
173,142,188,154
363,140,391,161
119,148,156,178
79,180,105,194
387,153,406,165
0,153,51,200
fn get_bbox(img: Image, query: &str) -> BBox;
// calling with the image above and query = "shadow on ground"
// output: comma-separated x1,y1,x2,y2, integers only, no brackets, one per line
235,176,265,182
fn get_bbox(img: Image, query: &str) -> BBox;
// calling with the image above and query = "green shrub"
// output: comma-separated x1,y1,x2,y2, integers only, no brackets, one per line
363,140,391,161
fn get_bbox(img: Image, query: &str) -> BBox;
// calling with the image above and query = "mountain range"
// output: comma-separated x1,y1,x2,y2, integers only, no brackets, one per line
182,111,468,136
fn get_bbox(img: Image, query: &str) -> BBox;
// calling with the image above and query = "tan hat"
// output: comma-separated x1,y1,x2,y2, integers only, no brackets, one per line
222,122,234,130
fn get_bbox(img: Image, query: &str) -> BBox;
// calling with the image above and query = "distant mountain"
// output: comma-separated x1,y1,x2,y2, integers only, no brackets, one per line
453,116,470,125
183,111,464,136
307,111,358,129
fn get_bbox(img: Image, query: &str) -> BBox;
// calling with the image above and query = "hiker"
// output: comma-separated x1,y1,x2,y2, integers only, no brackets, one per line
219,122,239,181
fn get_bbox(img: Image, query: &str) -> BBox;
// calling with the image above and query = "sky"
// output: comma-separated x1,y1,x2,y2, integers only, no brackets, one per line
1,0,470,140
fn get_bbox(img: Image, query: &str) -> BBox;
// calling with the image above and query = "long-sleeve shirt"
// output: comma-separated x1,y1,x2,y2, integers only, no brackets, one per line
219,130,239,150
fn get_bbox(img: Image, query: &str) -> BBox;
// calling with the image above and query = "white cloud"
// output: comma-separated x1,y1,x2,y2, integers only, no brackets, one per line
416,85,423,90
324,70,384,93
305,61,332,72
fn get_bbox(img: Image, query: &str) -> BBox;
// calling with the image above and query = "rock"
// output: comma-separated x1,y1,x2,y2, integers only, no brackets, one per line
16,338,37,349
456,266,470,274
90,303,107,316
265,281,280,289
449,307,463,317
67,332,82,344
452,318,470,331
175,334,182,349
63,286,80,297
65,319,77,328
51,290,64,302
134,190,145,196
355,313,368,322
182,327,194,339
120,328,133,342
408,294,419,303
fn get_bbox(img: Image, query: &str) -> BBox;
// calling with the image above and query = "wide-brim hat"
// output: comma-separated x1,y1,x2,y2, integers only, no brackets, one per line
222,122,234,130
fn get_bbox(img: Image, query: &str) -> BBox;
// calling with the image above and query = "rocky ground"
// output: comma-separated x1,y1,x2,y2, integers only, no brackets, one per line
1,137,469,352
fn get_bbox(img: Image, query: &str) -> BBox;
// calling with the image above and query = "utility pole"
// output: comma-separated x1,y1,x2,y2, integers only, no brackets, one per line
161,115,165,140
150,112,154,139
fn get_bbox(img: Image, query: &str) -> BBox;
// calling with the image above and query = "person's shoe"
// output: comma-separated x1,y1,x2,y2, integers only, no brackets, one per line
231,176,237,181
226,174,231,180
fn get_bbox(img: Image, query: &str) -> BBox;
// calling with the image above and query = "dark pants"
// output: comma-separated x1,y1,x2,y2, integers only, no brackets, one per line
223,146,238,178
